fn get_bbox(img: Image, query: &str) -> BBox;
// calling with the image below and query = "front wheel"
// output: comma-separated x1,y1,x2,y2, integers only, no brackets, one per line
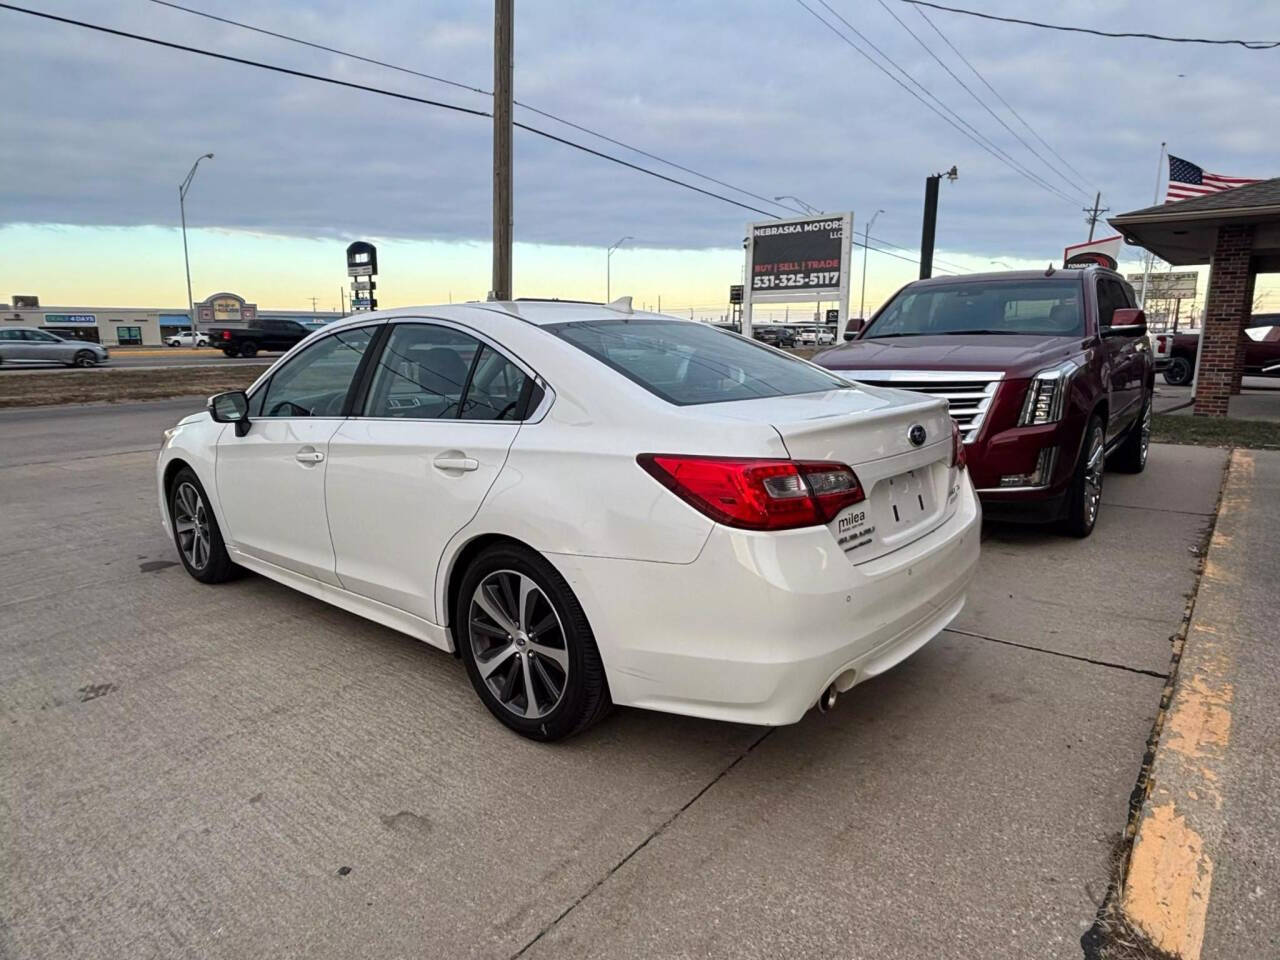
168,468,241,583
1163,355,1193,386
1060,415,1105,538
73,350,96,367
457,544,610,741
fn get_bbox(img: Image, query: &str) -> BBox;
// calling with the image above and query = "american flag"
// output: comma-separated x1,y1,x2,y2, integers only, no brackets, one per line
1166,155,1260,202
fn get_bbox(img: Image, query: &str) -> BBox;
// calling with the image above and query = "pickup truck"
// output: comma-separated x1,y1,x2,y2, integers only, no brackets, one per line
208,318,312,358
1152,313,1280,385
814,267,1154,537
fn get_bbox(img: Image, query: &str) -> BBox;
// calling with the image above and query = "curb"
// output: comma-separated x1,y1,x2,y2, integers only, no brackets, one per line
1119,450,1254,958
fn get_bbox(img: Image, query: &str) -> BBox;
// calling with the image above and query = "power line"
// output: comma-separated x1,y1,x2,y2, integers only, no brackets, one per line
869,0,1091,200
910,5,1093,187
797,0,1079,207
0,2,782,219
899,1,1280,50
144,0,804,219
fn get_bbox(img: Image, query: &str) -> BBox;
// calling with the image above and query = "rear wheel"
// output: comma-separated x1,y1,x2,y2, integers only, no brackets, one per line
168,467,241,583
1111,393,1151,473
1163,355,1193,385
457,544,610,741
239,342,258,358
222,347,238,358
1060,415,1105,538
73,350,96,367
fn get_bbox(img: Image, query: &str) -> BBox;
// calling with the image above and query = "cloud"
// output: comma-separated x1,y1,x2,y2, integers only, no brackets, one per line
2,0,1277,259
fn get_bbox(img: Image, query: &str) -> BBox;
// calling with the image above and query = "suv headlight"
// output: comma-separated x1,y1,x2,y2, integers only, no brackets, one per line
1019,358,1080,426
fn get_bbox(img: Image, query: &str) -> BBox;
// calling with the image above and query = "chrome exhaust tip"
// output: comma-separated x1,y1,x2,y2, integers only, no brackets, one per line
816,683,838,713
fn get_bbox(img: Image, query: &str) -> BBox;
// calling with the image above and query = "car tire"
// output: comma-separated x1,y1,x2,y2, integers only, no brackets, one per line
457,543,611,741
168,467,242,584
1163,355,1193,386
73,350,97,368
222,347,238,358
239,343,258,358
1111,392,1152,474
1060,414,1105,538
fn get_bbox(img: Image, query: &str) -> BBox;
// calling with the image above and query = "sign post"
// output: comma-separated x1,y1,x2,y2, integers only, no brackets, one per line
742,213,853,341
346,241,379,312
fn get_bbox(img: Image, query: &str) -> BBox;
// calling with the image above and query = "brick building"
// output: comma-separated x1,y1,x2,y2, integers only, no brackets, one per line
1110,178,1280,416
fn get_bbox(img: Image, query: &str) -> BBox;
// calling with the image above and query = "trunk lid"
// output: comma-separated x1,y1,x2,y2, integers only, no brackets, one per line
694,386,959,562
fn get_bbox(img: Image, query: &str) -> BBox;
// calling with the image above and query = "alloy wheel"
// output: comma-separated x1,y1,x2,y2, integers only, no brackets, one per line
468,570,569,720
1083,426,1104,528
1139,398,1152,466
173,481,211,570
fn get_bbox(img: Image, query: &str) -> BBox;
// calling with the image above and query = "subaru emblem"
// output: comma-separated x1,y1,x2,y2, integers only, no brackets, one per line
908,424,927,447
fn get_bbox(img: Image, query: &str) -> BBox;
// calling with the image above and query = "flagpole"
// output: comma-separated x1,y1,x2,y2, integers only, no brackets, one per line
1138,141,1167,308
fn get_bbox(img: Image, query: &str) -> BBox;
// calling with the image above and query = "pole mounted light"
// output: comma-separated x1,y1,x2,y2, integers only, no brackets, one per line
859,208,885,321
606,236,632,302
774,195,822,216
179,153,214,332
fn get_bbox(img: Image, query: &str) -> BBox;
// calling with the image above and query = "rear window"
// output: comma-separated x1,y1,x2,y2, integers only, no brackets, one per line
549,318,850,406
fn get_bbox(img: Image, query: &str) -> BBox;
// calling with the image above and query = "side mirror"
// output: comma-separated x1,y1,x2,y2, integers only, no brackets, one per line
843,318,865,341
1104,308,1147,338
209,390,250,436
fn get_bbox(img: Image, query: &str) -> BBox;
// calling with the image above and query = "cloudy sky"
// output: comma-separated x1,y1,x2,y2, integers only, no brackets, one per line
3,0,1278,315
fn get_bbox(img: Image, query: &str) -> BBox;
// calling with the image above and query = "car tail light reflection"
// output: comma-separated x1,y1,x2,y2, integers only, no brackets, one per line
638,455,865,531
950,420,967,470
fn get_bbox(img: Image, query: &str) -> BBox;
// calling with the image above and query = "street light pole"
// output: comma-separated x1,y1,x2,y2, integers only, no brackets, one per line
773,195,821,216
919,165,958,280
179,153,213,332
606,236,632,302
859,209,884,320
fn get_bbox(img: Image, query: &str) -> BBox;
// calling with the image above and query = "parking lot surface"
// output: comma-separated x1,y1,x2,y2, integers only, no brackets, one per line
1,400,1227,959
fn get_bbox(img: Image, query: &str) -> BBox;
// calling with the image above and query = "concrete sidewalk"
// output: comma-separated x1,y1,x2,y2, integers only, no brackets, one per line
1121,448,1280,958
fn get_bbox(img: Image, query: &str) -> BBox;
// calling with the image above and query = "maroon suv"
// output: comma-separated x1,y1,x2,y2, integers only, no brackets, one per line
815,267,1154,536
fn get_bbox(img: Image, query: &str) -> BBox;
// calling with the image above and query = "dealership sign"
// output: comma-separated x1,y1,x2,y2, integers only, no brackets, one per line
43,313,96,325
742,213,853,338
1126,271,1197,300
1063,235,1122,270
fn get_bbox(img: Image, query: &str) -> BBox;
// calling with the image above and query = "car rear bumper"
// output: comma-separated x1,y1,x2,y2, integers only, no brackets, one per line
548,474,981,726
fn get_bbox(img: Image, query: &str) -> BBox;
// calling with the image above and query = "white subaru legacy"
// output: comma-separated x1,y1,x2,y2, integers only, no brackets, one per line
157,301,980,740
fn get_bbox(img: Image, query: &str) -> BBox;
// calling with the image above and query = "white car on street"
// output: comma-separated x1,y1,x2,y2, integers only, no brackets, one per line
157,301,980,739
165,331,210,347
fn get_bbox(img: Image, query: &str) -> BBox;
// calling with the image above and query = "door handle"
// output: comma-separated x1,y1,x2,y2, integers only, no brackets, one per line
433,455,479,473
295,449,325,464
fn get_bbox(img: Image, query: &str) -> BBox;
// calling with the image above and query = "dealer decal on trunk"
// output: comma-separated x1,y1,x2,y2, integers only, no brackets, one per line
837,509,877,554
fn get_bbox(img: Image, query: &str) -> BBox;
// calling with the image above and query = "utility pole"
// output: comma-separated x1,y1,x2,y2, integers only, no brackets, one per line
860,208,884,319
308,296,318,313
340,287,346,317
919,166,957,280
178,152,214,331
1083,191,1109,242
490,0,513,301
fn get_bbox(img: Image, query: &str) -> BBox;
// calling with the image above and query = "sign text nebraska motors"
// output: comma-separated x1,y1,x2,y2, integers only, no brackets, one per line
751,218,844,293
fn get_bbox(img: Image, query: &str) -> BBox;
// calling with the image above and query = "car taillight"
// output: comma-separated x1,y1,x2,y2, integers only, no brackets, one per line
1155,335,1168,351
222,330,231,340
950,420,967,470
637,455,864,531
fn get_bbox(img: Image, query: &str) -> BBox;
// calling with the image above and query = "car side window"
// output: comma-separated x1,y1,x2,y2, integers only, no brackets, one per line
258,326,374,418
1097,279,1126,329
461,346,531,421
0,330,20,341
363,324,481,419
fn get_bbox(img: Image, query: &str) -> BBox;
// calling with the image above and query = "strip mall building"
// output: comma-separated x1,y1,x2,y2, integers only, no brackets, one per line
4,292,342,347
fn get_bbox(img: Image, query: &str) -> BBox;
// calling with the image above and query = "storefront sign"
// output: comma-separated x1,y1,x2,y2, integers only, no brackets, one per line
43,313,96,326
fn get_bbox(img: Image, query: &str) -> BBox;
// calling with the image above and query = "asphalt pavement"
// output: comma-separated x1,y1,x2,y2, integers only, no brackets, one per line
0,400,1228,959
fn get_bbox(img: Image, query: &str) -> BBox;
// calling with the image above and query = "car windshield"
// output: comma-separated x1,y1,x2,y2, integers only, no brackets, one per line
549,317,851,406
865,277,1085,339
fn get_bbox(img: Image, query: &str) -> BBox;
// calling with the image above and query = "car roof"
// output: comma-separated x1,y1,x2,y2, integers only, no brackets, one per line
324,298,680,332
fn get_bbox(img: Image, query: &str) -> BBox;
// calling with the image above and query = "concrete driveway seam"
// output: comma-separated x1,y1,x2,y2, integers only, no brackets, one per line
508,728,775,959
946,627,1169,679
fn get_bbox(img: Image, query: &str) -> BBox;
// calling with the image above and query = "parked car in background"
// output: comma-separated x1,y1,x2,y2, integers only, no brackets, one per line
753,325,796,348
816,326,837,346
165,331,210,347
158,301,980,740
0,327,109,367
795,327,819,346
1152,314,1280,385
208,317,312,358
816,267,1154,537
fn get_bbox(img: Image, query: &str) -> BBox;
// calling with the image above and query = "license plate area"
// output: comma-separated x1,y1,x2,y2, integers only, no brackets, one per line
832,462,947,564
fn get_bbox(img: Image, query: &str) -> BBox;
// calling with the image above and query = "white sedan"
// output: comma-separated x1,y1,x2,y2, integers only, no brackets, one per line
165,331,210,347
157,301,980,740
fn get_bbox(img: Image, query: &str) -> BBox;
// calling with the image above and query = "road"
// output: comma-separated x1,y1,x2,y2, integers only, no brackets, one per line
0,353,274,374
0,399,1228,959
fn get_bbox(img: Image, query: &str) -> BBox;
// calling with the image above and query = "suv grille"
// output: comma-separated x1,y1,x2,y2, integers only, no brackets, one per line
844,370,1005,443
